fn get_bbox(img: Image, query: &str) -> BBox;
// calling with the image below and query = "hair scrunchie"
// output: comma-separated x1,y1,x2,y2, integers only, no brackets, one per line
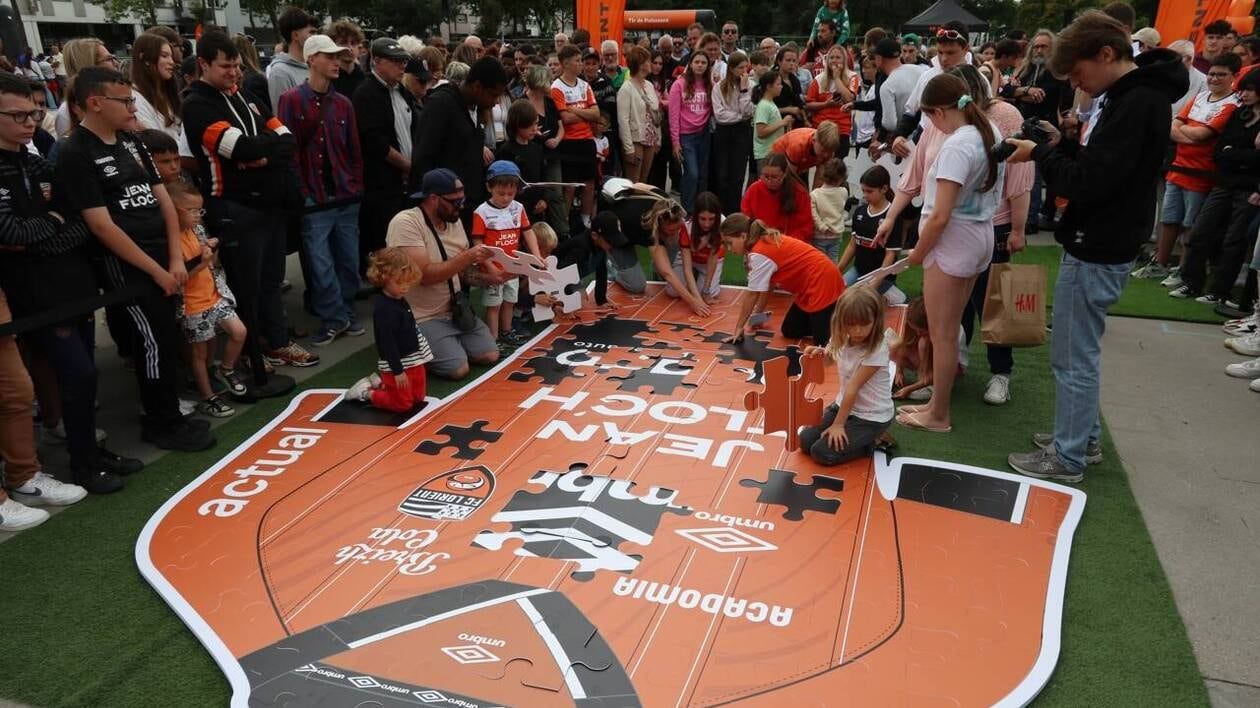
957,94,974,109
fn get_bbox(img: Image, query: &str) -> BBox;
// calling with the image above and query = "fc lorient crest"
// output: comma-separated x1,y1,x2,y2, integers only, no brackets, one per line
137,284,1086,707
400,466,496,521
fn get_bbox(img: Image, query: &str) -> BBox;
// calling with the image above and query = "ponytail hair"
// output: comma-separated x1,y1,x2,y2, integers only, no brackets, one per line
720,213,784,248
860,164,894,202
753,69,779,103
920,73,999,193
640,195,687,247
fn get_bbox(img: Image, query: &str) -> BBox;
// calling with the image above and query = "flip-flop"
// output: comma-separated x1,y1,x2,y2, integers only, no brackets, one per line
896,409,952,433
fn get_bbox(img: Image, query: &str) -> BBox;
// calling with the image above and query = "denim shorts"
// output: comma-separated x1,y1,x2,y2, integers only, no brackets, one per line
1161,181,1207,228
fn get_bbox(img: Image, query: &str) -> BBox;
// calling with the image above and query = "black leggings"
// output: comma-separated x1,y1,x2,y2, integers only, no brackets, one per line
782,301,836,346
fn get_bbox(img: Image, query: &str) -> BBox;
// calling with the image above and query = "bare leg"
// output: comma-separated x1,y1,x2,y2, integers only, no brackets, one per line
916,265,975,428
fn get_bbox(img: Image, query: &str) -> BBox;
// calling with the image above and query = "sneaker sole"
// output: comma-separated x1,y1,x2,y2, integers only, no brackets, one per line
1008,462,1084,483
10,489,88,507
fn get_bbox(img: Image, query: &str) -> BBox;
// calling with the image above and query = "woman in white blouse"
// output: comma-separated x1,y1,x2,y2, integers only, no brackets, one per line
130,32,190,157
710,51,754,213
615,45,662,183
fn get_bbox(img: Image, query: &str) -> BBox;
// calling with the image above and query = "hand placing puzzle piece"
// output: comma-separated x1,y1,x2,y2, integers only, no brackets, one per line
743,354,826,452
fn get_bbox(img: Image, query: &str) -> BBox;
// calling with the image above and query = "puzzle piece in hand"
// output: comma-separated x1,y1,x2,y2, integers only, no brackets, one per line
486,246,554,283
743,354,825,451
472,463,690,581
414,421,503,460
740,468,844,521
607,357,698,395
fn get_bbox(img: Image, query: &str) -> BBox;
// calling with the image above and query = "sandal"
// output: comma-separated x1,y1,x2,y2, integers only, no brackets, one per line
896,409,952,433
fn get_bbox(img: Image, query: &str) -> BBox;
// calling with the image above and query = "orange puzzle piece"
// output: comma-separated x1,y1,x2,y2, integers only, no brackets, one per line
743,353,826,451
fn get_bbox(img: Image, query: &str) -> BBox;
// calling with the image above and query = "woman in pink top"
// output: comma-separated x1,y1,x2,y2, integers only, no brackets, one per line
669,51,714,212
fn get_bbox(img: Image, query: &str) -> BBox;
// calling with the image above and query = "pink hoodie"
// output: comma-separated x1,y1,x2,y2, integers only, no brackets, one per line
669,78,713,145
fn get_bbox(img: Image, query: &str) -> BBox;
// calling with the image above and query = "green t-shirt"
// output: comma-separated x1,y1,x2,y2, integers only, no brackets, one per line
753,99,783,159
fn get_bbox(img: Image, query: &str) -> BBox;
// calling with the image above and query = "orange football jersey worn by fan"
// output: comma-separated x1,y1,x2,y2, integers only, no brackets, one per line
139,284,1084,707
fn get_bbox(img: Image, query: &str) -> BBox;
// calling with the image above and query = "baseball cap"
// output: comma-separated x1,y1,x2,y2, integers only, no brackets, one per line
873,38,902,59
1132,27,1161,48
590,211,626,247
901,33,921,46
303,35,348,60
405,57,431,82
485,160,523,185
370,37,410,61
411,168,462,200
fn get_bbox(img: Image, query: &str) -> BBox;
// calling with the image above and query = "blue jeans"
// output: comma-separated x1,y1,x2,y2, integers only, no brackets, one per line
679,130,711,213
302,201,361,330
1050,253,1131,473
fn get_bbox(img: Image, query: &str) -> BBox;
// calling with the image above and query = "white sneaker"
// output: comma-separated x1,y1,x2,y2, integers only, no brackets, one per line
1227,357,1260,379
983,374,1011,405
908,386,933,402
43,422,107,445
9,471,87,507
0,496,50,531
345,377,373,403
1225,332,1260,357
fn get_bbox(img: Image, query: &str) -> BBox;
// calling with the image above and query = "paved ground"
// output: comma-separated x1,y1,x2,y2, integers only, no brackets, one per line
1100,316,1260,708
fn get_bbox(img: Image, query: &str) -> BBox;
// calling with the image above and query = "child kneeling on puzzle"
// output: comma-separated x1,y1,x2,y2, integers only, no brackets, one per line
345,248,434,412
799,287,895,465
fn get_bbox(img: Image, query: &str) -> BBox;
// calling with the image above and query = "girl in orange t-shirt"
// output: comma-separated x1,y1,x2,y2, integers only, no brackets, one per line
170,184,247,418
720,213,844,346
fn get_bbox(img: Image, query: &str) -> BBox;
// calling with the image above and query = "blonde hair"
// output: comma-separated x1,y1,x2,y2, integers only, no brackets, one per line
367,247,421,288
533,222,558,254
813,121,841,153
719,213,783,248
826,286,885,359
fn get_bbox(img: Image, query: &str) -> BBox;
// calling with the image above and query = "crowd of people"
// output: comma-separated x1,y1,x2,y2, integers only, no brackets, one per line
0,1,1256,532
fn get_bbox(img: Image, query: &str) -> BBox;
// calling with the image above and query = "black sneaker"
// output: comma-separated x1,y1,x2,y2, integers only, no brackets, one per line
98,447,143,476
141,420,216,452
72,468,124,495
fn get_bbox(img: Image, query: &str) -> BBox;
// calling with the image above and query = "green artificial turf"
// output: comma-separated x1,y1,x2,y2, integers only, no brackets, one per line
0,327,1206,706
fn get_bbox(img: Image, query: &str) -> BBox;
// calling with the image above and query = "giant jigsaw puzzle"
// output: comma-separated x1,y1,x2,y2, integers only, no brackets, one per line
138,284,1085,707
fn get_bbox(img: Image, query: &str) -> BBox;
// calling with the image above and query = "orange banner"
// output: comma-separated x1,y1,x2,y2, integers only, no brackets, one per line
576,0,626,46
1155,0,1239,50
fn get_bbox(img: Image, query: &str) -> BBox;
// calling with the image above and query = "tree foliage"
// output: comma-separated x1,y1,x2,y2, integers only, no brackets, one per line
101,0,161,26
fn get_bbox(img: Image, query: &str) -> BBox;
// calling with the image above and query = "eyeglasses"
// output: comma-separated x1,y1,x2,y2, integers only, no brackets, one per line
935,29,965,41
98,95,137,109
0,109,46,124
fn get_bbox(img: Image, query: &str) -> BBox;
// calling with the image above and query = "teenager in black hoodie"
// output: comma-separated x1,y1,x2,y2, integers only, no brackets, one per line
1003,11,1188,483
412,57,508,230
1173,67,1260,304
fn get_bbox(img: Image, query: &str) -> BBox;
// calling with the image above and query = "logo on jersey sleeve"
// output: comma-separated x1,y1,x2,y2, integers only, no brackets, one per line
399,466,496,521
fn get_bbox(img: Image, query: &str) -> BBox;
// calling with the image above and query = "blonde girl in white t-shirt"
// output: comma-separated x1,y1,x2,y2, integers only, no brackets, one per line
800,287,894,466
899,72,1002,434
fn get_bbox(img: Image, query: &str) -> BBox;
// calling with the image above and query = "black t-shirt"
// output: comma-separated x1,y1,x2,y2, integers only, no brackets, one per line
57,127,166,259
850,202,900,278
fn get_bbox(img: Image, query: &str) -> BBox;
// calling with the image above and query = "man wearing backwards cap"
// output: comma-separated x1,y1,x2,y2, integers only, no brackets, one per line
352,37,420,274
385,169,506,380
277,35,366,348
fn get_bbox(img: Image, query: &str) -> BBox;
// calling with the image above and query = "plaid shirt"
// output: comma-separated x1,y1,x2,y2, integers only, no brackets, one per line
276,82,364,205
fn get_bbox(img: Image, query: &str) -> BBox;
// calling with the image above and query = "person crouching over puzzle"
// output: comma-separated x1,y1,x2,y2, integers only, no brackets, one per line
345,248,433,412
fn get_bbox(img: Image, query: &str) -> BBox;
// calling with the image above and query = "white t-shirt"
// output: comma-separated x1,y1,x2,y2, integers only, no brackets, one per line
924,124,1002,222
834,337,894,423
